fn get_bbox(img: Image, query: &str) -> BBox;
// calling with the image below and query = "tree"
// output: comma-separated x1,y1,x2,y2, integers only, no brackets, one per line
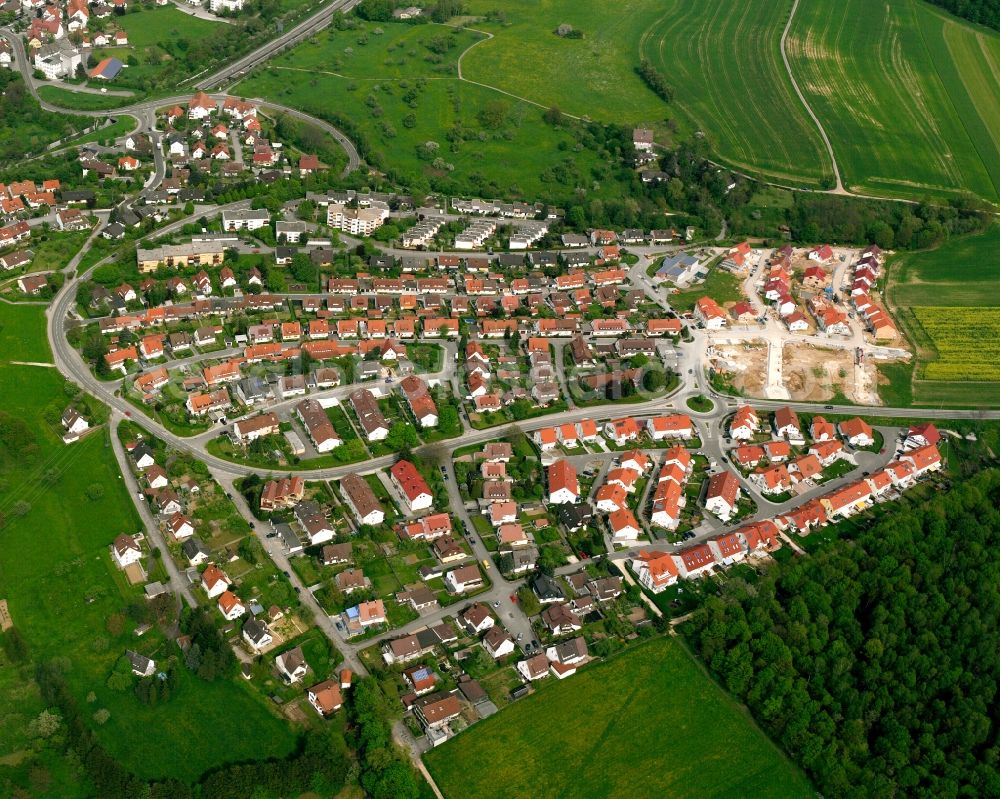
543,105,564,126
477,99,509,130
27,710,62,739
687,470,1000,799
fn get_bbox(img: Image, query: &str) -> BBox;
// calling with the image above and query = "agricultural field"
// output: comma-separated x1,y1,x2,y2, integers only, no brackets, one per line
425,636,814,799
884,226,1000,406
460,0,832,187
0,305,297,786
887,225,1000,308
637,0,833,186
786,0,1000,203
234,20,619,200
455,0,1000,201
909,307,1000,381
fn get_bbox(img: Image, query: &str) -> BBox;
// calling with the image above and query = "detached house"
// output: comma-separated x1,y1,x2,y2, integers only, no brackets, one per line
390,460,433,512
704,470,741,522
201,564,231,598
547,459,579,505
111,534,141,569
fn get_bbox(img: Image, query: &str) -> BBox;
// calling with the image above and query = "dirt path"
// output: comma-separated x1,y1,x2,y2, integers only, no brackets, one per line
780,0,845,192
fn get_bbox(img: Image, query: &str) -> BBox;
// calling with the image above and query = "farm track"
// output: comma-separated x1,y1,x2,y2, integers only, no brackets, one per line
779,0,844,192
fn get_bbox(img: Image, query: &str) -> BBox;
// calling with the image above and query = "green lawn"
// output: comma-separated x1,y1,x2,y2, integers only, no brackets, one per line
36,86,138,112
88,6,222,94
0,305,297,784
425,636,813,799
460,0,831,187
786,0,1000,203
234,21,615,199
0,304,54,362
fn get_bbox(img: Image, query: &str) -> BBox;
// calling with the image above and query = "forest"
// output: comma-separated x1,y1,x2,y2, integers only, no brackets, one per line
686,470,1000,799
926,0,1000,30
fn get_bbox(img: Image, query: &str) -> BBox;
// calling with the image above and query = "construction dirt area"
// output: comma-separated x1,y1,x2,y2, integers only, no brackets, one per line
709,340,881,404
708,341,769,397
782,343,879,404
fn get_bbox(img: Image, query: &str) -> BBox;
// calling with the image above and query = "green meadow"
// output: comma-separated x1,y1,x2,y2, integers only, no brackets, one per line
426,637,814,799
0,305,297,788
234,20,619,199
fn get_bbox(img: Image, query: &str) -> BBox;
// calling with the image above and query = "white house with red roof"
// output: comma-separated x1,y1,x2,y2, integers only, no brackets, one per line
201,564,231,598
389,460,433,512
904,423,940,451
672,544,716,579
547,459,579,505
729,406,759,440
900,444,942,478
708,532,747,566
631,551,678,593
704,470,741,522
646,414,694,441
839,417,875,448
217,590,246,621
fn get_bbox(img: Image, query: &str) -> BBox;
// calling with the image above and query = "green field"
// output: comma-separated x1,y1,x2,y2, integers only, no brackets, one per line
787,0,1000,202
0,303,55,362
0,305,297,786
459,0,831,187
425,637,814,799
888,224,1000,307
118,5,220,51
86,6,221,94
454,0,1000,201
37,85,138,112
235,21,617,199
884,225,1000,406
638,0,832,186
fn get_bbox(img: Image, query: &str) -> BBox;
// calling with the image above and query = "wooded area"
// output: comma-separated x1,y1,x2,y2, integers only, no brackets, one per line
687,470,1000,798
926,0,1000,30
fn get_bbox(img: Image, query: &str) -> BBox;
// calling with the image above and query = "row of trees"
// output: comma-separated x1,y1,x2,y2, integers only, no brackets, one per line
635,59,674,103
926,0,1000,29
686,470,1000,798
349,677,422,799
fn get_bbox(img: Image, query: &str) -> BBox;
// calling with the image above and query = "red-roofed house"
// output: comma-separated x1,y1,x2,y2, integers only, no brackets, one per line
632,551,678,592
839,417,874,448
673,544,716,579
705,470,741,522
390,460,433,512
547,459,579,505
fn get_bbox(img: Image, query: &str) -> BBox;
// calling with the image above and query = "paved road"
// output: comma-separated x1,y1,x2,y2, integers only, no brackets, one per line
194,0,363,90
108,412,198,608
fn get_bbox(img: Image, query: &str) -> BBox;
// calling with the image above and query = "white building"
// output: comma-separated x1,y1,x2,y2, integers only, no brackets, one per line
221,209,270,231
326,204,388,236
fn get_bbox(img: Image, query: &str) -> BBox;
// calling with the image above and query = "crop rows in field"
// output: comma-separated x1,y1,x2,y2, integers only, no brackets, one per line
911,307,1000,381
787,0,1000,203
640,0,832,186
